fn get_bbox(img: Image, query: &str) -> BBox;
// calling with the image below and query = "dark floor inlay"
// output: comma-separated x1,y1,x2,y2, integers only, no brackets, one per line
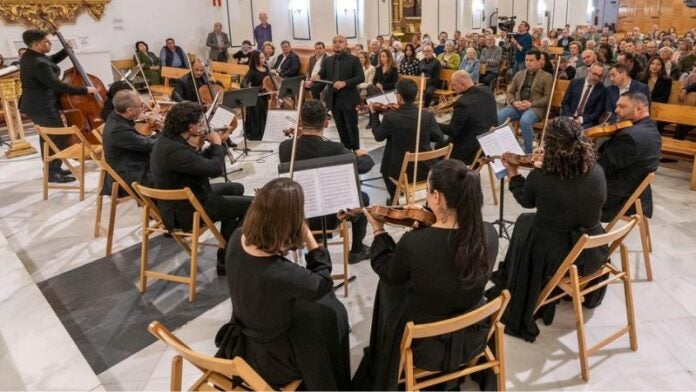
38,235,229,374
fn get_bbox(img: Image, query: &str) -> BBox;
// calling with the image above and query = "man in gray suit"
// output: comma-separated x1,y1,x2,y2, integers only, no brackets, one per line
206,22,230,62
497,49,552,153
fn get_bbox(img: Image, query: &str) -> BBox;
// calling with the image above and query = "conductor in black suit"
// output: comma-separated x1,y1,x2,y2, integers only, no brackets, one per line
438,70,497,164
102,90,157,195
150,102,253,275
561,63,608,128
598,91,661,222
604,64,651,122
312,35,364,150
19,29,98,183
371,79,445,200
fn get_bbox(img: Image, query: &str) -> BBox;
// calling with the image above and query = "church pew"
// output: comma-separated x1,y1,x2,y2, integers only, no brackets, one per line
651,102,696,190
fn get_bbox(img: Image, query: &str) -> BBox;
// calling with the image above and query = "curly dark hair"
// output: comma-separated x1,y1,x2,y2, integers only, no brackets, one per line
542,117,596,180
135,41,149,52
163,101,205,136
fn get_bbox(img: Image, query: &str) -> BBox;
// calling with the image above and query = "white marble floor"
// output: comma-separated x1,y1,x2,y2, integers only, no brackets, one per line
1,115,695,390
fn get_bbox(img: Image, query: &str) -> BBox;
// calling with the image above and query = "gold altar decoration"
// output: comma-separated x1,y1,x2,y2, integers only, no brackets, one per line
0,77,37,158
391,0,421,42
0,0,110,29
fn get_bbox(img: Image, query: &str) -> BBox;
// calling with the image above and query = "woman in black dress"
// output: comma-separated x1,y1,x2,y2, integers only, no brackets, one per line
241,50,270,140
353,160,499,390
215,178,351,390
639,56,672,103
372,48,399,93
487,117,609,342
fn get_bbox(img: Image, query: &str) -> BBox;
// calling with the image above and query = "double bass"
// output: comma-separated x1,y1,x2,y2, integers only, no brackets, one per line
41,15,107,143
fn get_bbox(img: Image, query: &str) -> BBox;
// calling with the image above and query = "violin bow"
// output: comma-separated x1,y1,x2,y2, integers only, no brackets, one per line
110,63,139,93
288,82,306,179
132,50,160,112
412,73,426,193
538,53,562,148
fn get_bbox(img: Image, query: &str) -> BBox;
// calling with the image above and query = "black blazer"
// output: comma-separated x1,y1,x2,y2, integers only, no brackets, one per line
561,78,607,128
439,86,497,164
172,74,201,102
598,117,661,221
647,77,672,103
373,66,399,91
604,80,652,122
273,51,300,78
278,135,374,174
318,52,364,110
150,133,227,231
418,58,441,89
102,112,157,195
19,48,87,116
372,102,444,180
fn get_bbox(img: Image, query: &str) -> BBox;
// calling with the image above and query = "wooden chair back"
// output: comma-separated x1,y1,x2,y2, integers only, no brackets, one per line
160,66,190,88
552,79,570,108
652,102,696,126
148,321,301,391
392,144,453,205
548,47,564,57
299,57,310,76
398,290,511,391
605,173,655,232
667,81,684,105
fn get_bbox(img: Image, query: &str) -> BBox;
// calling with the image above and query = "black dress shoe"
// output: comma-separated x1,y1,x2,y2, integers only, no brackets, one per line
225,139,238,148
48,173,76,183
348,245,370,264
58,168,72,176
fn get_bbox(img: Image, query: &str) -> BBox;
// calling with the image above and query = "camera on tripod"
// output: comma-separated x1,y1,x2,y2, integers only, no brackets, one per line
498,15,517,33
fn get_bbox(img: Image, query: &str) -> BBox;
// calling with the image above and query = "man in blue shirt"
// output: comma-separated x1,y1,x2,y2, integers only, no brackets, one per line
159,38,188,69
253,12,272,51
510,21,532,73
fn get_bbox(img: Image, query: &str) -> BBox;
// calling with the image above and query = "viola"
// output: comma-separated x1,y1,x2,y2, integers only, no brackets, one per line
338,205,436,229
584,120,633,139
134,109,164,135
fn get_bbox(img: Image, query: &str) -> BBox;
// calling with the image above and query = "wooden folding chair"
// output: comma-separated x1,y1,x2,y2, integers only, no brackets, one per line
148,321,302,391
132,182,226,302
36,125,99,201
311,220,351,297
469,148,499,205
390,144,453,206
433,69,458,106
398,290,511,391
604,172,655,281
535,216,641,381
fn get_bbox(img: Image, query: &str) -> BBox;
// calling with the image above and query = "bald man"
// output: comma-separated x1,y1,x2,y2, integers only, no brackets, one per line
438,70,497,164
574,49,610,86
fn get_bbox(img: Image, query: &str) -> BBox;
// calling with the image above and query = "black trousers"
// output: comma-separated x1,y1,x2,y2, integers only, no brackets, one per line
674,125,694,140
205,182,254,242
423,85,437,107
333,105,359,150
29,112,66,174
481,71,498,87
310,83,325,100
382,172,397,202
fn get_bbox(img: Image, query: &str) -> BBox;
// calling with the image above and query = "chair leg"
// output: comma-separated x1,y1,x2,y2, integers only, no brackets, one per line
644,217,652,253
569,265,590,381
79,154,85,201
620,245,639,351
405,351,415,392
43,145,49,201
171,355,183,392
106,183,119,257
342,222,349,297
139,207,150,293
495,322,506,392
635,201,652,281
487,163,499,205
189,217,200,303
94,171,105,238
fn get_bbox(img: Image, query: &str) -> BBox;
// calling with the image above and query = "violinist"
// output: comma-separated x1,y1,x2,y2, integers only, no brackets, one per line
371,79,444,201
353,159,498,390
150,102,253,276
598,91,660,222
437,70,497,165
487,117,609,342
560,62,607,128
278,100,374,264
172,60,222,103
102,90,158,196
242,50,270,140
370,48,399,94
19,29,98,184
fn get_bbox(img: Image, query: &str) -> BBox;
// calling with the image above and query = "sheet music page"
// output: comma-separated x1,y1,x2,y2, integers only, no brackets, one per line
209,106,236,130
292,169,324,218
496,124,525,155
477,124,524,178
263,109,297,142
366,90,397,106
315,163,361,216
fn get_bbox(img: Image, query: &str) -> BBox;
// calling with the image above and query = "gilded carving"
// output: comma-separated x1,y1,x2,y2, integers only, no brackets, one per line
0,0,110,30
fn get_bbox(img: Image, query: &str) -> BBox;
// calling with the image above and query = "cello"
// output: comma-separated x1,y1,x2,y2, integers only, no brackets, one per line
40,15,107,143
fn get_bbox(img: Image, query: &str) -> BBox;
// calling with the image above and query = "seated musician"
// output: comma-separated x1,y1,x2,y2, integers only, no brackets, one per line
418,45,441,107
242,50,270,140
279,100,374,263
159,38,188,69
271,40,300,78
172,60,221,103
100,80,132,120
438,70,497,165
604,64,651,122
370,48,399,95
497,49,553,154
487,117,609,342
561,62,607,128
353,160,498,390
371,79,444,201
216,178,351,390
102,90,158,195
599,91,661,222
150,102,253,275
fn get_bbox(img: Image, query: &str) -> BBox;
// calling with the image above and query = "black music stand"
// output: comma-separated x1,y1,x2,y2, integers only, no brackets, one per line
278,75,305,103
223,87,272,161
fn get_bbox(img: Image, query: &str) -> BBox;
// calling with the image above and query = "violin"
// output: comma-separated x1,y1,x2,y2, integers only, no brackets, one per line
134,107,164,135
370,102,399,113
338,205,436,229
482,152,545,169
584,120,633,139
430,94,461,114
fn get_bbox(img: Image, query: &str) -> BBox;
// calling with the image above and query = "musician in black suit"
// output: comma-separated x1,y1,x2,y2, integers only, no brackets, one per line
150,102,253,275
19,29,98,183
304,41,328,99
599,91,661,222
371,79,445,200
279,100,375,263
561,63,608,128
272,40,300,78
102,90,157,195
313,35,365,150
172,60,222,103
438,70,497,164
604,64,651,122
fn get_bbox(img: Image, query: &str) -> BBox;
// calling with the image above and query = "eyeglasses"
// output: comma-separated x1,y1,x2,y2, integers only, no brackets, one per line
590,72,604,77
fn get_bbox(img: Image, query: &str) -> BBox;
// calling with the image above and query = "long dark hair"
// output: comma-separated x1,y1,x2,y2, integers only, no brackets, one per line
640,55,668,81
404,43,416,62
247,50,264,69
428,160,489,286
542,117,596,180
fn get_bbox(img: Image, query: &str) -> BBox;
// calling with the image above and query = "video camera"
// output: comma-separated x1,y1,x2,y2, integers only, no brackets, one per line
498,15,517,33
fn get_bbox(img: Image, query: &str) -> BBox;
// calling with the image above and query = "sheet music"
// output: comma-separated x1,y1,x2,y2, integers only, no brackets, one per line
263,109,297,142
283,162,361,218
476,123,524,178
209,106,237,131
366,90,397,106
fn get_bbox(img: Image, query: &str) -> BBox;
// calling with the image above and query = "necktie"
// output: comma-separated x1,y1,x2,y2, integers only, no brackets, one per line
576,84,593,117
